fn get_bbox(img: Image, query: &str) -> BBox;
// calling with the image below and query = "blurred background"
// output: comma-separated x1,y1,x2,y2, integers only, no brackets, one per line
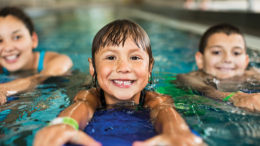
1,0,259,51
1,0,260,12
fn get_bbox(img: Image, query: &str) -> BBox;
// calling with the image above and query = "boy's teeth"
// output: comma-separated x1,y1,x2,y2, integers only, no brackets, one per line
114,80,132,85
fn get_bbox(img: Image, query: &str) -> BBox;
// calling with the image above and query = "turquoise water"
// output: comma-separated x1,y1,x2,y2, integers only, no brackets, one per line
0,6,260,146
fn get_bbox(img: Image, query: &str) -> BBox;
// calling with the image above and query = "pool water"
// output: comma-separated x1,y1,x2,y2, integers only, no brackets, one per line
1,6,260,146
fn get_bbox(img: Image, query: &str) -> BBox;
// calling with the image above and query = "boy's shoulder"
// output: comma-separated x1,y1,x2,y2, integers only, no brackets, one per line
145,91,173,103
245,67,260,75
244,67,260,80
73,88,101,104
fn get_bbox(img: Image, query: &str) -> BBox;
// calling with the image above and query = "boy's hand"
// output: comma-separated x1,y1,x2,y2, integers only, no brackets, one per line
133,132,205,146
231,92,260,112
34,124,101,146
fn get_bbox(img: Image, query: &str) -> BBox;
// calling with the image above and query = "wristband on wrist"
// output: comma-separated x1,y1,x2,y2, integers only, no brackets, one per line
223,92,236,102
48,117,79,130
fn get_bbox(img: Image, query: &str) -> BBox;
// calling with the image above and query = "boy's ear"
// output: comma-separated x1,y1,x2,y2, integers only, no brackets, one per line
195,51,204,69
245,54,249,68
32,32,39,49
88,58,95,76
149,59,154,73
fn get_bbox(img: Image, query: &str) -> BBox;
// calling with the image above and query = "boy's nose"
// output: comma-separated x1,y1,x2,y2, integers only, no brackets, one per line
223,52,232,63
116,59,131,73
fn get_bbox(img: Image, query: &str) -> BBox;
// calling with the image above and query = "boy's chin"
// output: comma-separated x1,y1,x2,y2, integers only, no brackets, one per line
215,73,237,79
112,92,139,102
208,70,238,79
115,94,136,101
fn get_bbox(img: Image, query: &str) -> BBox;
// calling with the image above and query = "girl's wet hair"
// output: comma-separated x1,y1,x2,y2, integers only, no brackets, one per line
91,19,154,86
0,6,34,35
199,23,245,54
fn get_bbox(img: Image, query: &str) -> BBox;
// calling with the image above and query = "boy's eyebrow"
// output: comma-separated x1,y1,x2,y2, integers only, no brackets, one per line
208,45,245,50
101,47,143,53
128,48,145,53
208,45,223,49
100,48,118,53
232,46,245,50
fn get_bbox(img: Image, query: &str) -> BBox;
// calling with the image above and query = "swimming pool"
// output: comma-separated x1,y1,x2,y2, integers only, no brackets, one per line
1,5,260,146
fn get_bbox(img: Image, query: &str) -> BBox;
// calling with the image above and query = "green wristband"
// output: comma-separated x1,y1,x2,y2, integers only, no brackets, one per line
49,117,79,130
223,92,236,102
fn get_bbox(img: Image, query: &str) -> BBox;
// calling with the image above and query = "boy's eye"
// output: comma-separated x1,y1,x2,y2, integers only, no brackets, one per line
211,50,221,55
233,51,241,56
106,56,116,60
130,56,141,60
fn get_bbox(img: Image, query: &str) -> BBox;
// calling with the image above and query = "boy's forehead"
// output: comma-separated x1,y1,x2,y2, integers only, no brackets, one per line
207,33,245,47
97,44,145,53
96,39,147,53
208,32,243,41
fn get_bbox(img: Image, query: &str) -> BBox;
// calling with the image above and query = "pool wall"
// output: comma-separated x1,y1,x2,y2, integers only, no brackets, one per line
130,2,260,51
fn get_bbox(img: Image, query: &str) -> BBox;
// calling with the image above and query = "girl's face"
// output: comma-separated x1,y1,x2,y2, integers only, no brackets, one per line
196,32,249,79
0,15,38,72
89,39,153,105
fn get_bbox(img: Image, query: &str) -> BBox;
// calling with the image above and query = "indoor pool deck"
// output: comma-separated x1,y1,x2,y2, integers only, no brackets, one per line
22,0,260,51
129,2,260,51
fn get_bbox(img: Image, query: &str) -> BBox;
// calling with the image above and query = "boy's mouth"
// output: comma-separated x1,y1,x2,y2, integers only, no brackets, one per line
112,79,135,88
216,67,235,71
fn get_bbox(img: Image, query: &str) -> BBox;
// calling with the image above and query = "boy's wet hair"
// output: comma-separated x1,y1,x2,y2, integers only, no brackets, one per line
0,7,34,35
91,19,154,83
199,23,245,53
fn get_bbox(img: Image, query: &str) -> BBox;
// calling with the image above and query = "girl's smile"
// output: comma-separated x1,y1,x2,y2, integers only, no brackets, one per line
89,39,152,105
0,15,38,72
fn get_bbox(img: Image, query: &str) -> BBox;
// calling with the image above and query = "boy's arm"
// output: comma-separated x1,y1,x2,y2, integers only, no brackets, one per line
59,89,100,129
34,88,101,146
245,67,260,80
176,72,260,112
133,91,204,146
176,72,230,100
0,53,73,104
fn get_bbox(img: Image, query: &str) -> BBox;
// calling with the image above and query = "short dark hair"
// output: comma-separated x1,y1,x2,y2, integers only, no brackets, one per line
91,19,154,81
199,23,245,53
0,7,34,35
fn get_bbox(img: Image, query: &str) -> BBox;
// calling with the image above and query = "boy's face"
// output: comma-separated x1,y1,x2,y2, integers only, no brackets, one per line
0,15,38,72
89,39,152,105
196,32,249,79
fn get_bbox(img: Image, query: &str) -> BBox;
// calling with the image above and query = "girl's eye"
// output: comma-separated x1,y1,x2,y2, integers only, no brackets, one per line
0,39,2,43
13,35,22,40
106,56,116,60
131,56,141,60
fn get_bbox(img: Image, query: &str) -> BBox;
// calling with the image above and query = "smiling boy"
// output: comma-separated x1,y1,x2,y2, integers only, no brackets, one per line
176,23,260,112
34,19,204,146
